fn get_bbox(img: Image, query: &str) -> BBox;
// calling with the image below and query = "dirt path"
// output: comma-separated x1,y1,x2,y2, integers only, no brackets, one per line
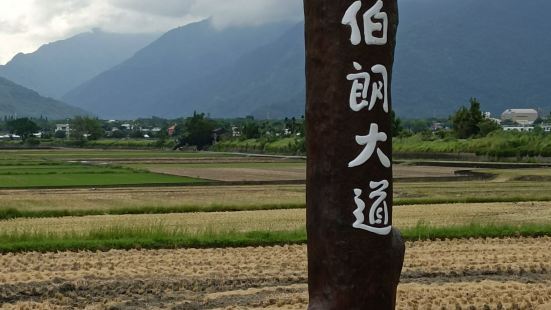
1,237,550,309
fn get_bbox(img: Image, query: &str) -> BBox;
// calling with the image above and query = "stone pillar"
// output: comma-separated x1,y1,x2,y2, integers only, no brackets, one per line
304,0,405,308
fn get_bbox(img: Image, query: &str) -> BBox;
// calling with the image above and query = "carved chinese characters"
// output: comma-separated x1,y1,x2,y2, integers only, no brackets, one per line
343,0,392,236
342,0,388,46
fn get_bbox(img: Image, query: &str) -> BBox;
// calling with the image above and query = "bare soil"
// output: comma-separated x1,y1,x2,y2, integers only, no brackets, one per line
1,237,550,309
147,165,461,182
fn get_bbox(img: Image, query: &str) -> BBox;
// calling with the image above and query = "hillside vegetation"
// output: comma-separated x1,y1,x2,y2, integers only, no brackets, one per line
0,77,87,119
395,131,551,159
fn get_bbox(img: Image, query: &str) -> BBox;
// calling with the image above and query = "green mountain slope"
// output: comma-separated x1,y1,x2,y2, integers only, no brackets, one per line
0,77,88,119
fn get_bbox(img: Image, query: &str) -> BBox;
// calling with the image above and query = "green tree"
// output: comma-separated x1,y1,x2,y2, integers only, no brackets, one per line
478,119,501,136
451,106,471,138
177,112,216,150
71,116,104,141
6,118,39,141
391,110,403,137
468,98,483,135
451,98,485,138
54,130,67,139
242,121,261,139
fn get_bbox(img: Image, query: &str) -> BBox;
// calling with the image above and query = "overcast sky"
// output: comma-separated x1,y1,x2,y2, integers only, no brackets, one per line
0,0,303,65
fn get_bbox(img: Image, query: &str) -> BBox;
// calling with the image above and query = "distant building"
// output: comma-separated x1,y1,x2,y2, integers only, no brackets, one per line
167,125,177,137
212,128,227,144
56,124,70,135
431,122,444,131
0,134,20,139
501,109,539,125
483,112,502,125
503,125,534,132
231,126,241,137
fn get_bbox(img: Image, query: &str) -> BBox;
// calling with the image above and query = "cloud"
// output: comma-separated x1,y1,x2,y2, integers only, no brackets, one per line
191,0,303,28
110,0,195,18
0,0,303,65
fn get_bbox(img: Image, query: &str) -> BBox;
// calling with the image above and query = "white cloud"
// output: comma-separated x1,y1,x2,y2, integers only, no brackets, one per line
191,0,303,28
0,0,303,65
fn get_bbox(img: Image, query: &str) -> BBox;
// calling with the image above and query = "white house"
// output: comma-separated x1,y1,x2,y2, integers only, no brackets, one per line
56,124,70,134
483,112,502,125
231,126,241,137
501,109,539,125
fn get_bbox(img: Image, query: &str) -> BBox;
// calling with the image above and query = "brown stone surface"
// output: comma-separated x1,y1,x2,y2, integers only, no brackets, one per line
304,0,403,308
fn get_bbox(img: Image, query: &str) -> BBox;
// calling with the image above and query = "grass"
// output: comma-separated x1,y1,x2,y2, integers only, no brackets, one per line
127,162,305,169
0,227,307,253
2,195,551,220
1,149,233,160
2,202,549,238
401,222,551,240
0,172,203,188
0,203,305,220
213,137,304,155
0,154,207,188
0,223,550,253
394,130,551,159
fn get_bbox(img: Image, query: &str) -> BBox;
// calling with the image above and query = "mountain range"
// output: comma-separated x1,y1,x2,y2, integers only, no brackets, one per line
3,0,551,119
0,29,158,99
0,77,87,119
62,20,295,119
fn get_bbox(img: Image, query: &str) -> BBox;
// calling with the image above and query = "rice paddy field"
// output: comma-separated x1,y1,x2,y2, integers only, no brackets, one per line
1,148,551,309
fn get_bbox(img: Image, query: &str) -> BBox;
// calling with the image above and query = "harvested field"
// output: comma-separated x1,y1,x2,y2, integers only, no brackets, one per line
139,163,463,182
3,180,551,217
394,201,551,227
0,209,305,235
149,166,305,182
1,201,550,236
0,185,304,213
1,237,550,309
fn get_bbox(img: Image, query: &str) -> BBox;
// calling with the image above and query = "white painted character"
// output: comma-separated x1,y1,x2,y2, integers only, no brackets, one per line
348,123,391,168
347,62,389,113
347,62,371,112
342,0,388,46
352,181,391,235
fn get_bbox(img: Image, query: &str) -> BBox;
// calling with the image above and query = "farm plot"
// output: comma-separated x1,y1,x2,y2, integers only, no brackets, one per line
129,162,463,182
141,162,306,182
3,179,551,220
1,201,550,252
1,237,549,309
0,149,233,160
0,185,304,213
0,163,202,188
0,151,210,189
